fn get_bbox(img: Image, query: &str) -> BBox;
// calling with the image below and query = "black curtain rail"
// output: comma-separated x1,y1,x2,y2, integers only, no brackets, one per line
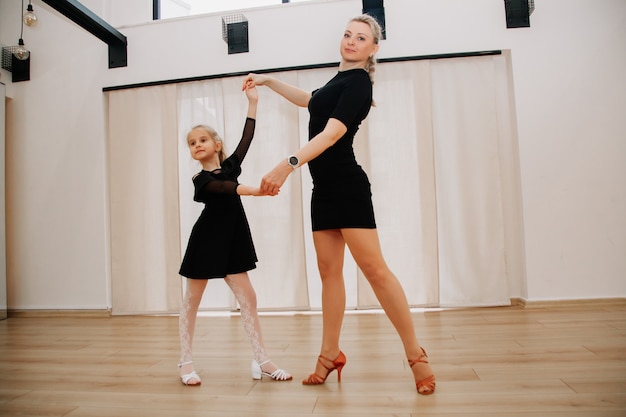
102,50,502,92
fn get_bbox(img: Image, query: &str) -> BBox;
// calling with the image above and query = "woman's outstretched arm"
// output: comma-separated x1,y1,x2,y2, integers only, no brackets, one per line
242,73,311,108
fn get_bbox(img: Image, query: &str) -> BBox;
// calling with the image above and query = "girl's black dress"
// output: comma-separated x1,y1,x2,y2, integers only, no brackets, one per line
307,68,377,231
179,118,257,279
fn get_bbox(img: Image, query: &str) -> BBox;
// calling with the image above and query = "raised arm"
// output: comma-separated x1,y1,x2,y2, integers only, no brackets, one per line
232,83,259,163
231,118,255,164
242,73,311,108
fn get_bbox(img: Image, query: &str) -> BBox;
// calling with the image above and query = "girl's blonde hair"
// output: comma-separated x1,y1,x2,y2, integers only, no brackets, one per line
187,124,226,163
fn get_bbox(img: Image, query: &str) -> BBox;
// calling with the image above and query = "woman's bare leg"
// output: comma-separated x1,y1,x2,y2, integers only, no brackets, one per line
309,229,347,377
341,228,434,391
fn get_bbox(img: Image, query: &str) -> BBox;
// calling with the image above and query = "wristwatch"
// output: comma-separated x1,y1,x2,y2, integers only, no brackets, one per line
288,155,299,169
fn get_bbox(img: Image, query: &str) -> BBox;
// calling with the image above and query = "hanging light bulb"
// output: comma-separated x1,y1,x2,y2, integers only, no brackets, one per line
14,0,30,61
14,38,30,60
23,2,38,27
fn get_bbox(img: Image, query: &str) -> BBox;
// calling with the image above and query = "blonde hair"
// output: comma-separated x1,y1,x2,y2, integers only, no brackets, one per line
187,124,226,163
349,14,382,86
349,14,382,106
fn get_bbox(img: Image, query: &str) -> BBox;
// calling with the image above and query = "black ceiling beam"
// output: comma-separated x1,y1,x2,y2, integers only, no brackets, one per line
42,0,127,68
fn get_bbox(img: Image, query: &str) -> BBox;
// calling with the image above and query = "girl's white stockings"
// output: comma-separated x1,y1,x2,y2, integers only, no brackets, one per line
225,274,274,370
178,274,280,375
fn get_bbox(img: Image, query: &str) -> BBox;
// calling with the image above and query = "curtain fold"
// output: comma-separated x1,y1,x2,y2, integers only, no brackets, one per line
106,54,522,313
107,85,181,315
359,61,441,307
431,56,510,306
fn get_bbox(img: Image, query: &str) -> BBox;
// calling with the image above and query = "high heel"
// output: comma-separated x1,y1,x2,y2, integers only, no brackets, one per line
178,361,201,386
251,359,293,381
302,351,346,385
408,348,436,395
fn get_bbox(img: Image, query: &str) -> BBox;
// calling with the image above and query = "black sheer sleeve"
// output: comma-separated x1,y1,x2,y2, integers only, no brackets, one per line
190,117,255,202
232,117,256,164
192,171,238,201
198,179,238,194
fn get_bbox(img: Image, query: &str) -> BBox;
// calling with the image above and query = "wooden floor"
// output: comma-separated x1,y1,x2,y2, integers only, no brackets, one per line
1,303,625,417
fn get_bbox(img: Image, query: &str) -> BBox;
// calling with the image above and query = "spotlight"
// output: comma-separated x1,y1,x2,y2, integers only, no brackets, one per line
221,14,249,55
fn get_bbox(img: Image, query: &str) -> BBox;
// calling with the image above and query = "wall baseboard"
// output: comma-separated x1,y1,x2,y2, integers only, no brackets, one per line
7,309,112,318
5,298,626,318
511,297,626,309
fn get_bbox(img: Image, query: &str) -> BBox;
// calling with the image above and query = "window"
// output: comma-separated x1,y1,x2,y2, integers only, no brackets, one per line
155,0,313,20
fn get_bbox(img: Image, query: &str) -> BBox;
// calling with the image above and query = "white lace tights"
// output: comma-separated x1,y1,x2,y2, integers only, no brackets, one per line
179,274,269,366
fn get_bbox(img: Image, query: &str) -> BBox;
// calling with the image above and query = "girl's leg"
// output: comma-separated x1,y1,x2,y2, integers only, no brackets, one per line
309,229,347,377
225,272,291,379
341,228,435,392
179,278,208,383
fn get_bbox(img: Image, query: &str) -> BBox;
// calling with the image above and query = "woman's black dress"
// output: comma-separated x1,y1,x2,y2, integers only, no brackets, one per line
179,118,258,279
307,68,377,231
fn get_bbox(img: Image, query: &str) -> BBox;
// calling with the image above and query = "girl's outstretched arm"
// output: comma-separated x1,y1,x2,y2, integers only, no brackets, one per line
237,184,277,197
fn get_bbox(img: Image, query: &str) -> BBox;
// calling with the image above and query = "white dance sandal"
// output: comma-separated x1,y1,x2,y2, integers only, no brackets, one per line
251,359,293,381
178,361,201,386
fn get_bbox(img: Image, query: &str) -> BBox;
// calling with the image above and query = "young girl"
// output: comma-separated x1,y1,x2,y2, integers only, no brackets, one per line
177,81,291,385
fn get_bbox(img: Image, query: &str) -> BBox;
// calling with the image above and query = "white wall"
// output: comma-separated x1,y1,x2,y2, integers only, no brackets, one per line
0,81,6,318
0,0,624,309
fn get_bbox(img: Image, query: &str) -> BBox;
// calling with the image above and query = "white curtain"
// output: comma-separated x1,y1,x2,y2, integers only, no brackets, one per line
356,61,441,307
430,56,511,306
107,84,182,314
106,53,523,314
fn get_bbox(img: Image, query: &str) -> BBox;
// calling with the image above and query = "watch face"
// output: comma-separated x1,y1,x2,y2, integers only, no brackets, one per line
289,156,298,166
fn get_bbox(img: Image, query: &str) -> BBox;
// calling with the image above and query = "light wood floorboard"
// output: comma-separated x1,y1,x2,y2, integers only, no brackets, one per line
1,304,625,417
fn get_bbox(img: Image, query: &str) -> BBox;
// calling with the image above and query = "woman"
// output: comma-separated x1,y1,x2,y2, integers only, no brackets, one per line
242,14,435,394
